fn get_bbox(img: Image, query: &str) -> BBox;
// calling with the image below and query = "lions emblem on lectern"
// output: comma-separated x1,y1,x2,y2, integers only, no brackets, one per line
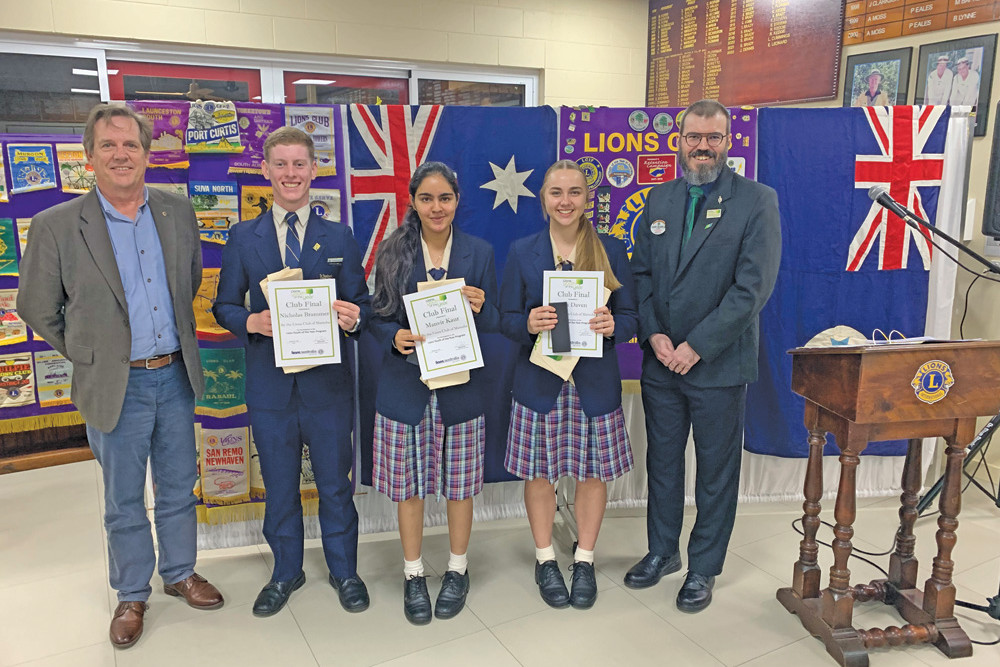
911,360,954,405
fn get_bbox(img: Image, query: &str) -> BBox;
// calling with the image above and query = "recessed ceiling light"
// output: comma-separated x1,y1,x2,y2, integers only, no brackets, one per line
292,78,335,86
70,88,101,94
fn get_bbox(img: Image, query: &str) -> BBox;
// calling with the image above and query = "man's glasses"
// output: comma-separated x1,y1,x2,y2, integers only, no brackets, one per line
681,132,728,148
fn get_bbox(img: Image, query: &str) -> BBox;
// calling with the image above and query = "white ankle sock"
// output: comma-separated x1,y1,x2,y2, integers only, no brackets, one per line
574,547,595,564
447,551,468,574
403,556,424,579
535,544,556,563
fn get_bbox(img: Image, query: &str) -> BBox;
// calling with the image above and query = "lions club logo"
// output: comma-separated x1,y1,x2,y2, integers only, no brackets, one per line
911,360,954,405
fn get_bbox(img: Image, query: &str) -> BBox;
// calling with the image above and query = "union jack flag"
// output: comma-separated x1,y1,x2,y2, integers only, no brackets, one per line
348,105,442,277
849,106,946,271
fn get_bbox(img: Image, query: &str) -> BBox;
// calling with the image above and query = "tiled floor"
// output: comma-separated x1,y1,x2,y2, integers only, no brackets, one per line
2,460,999,666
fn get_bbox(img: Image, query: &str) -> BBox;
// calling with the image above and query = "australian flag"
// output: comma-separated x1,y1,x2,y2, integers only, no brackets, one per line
347,105,558,483
747,106,952,458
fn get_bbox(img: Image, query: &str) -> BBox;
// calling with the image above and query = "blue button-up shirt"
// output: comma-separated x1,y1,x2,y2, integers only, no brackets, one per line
95,187,181,361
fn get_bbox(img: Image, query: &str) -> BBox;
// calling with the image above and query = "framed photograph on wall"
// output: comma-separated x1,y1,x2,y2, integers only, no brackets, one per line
915,34,997,137
844,48,911,108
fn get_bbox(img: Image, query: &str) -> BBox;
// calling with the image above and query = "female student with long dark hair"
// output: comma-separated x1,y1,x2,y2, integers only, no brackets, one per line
370,161,499,625
499,160,637,610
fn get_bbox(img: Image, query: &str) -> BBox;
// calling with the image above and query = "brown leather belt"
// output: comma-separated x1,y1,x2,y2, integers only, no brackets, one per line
130,351,181,369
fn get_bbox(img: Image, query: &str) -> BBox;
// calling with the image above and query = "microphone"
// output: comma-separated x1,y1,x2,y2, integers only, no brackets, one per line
868,185,920,222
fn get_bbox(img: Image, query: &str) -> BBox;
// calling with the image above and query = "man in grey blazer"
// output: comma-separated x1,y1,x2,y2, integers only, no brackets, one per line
626,99,781,612
18,104,223,649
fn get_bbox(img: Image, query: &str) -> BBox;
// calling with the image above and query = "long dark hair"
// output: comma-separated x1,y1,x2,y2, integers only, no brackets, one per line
372,161,460,318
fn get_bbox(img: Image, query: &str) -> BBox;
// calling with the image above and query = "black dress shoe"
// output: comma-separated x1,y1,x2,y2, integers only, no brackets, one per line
329,574,370,613
623,552,681,589
569,562,597,609
676,571,715,613
252,571,305,617
534,560,570,608
403,575,432,625
434,570,470,620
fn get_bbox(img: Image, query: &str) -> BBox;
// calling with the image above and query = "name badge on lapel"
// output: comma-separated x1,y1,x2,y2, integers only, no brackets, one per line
327,257,343,266
706,209,722,219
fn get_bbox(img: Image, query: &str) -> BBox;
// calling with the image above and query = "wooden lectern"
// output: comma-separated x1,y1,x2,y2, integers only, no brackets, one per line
778,341,1000,666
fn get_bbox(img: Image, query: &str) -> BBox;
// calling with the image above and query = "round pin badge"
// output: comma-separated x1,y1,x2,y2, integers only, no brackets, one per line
652,113,674,135
576,156,604,189
628,110,650,132
651,219,666,235
564,144,575,154
607,158,635,188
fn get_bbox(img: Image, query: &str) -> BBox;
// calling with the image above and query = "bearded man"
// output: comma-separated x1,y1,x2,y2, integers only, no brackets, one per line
625,99,782,613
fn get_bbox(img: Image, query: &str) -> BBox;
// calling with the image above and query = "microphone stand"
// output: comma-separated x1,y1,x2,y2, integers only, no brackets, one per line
898,207,1000,627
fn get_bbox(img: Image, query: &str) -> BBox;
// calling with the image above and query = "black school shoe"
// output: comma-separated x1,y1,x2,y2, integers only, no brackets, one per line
534,560,570,608
676,571,715,613
403,575,432,625
434,570,470,619
252,571,305,617
569,561,597,609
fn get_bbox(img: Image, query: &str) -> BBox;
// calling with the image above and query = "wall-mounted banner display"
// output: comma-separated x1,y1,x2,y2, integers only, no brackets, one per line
0,219,18,276
285,106,337,176
310,189,342,222
55,143,94,194
0,352,35,408
190,181,239,244
0,149,7,202
147,182,189,198
194,268,235,342
199,426,251,506
559,106,757,256
15,219,30,256
34,350,73,408
646,0,843,106
0,289,27,346
195,347,246,418
6,143,57,195
241,185,273,221
230,102,284,175
186,100,244,154
129,101,189,169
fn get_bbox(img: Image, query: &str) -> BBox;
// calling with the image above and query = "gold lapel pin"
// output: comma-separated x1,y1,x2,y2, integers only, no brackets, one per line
717,196,722,204
313,243,320,251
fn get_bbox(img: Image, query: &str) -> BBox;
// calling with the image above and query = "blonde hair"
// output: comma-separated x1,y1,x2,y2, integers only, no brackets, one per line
540,160,622,291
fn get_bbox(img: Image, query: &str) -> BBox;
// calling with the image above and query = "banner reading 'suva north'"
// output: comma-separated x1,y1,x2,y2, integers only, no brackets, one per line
749,106,950,457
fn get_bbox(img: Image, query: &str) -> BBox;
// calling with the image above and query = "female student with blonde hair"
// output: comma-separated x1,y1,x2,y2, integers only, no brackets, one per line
499,159,637,609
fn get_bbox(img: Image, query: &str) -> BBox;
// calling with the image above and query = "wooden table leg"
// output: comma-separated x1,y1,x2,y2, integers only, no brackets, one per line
822,425,867,631
921,428,974,659
888,438,921,590
793,402,825,599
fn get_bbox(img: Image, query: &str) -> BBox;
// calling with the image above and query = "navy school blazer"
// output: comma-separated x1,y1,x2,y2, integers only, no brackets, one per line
499,229,637,418
213,209,371,412
368,227,500,426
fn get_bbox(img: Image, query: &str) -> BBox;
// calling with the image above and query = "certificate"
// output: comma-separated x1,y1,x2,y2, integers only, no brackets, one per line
403,279,484,380
541,270,603,358
267,279,341,368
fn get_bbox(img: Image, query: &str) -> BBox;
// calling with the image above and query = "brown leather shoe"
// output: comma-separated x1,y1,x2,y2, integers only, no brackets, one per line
163,572,224,609
110,601,147,649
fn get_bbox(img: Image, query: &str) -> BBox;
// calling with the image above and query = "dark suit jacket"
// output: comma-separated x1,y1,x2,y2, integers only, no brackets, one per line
17,188,204,433
213,209,371,412
500,230,637,418
369,228,499,426
631,167,781,387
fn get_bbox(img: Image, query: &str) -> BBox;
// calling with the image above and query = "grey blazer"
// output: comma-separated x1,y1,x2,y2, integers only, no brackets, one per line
631,167,782,388
17,188,205,432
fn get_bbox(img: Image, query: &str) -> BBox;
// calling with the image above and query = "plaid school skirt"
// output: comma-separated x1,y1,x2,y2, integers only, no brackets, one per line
505,381,633,483
373,391,485,502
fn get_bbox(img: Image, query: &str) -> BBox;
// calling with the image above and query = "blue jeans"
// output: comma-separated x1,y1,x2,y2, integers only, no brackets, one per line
87,361,198,602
